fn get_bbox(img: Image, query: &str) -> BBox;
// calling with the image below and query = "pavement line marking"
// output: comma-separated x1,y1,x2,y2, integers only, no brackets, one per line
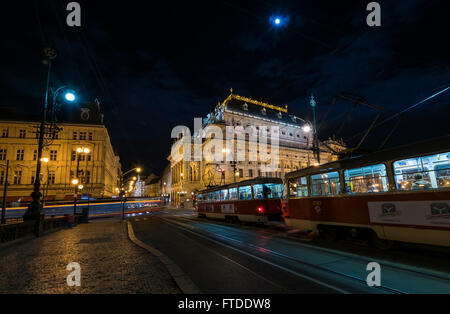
160,217,352,294
126,221,201,294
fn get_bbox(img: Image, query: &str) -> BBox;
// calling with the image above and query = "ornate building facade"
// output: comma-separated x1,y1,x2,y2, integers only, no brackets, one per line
168,90,345,207
0,101,121,203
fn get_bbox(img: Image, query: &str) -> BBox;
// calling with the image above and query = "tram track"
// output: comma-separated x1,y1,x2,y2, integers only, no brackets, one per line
184,216,450,282
159,215,450,293
156,216,406,294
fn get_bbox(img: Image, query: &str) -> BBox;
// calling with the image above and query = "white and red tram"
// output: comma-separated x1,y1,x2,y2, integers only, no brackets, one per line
284,136,450,248
196,178,284,223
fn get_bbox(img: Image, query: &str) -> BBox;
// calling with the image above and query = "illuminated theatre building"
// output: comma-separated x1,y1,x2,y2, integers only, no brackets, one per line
0,101,121,203
169,90,345,207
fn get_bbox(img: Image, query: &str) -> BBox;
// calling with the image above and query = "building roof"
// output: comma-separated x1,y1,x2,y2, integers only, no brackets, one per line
0,100,104,125
221,90,308,127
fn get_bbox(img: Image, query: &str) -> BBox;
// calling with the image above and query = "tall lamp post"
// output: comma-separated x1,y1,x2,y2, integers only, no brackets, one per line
24,48,57,224
73,147,90,217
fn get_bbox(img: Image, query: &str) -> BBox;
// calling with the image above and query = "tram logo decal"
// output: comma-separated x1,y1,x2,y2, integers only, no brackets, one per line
379,203,401,217
426,203,450,220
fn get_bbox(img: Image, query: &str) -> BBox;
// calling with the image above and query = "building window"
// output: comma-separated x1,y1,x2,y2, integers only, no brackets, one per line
48,171,56,185
2,129,8,138
72,151,76,161
87,153,91,161
88,132,93,140
73,132,77,140
50,150,57,161
86,171,91,184
0,170,4,184
79,132,87,140
239,169,243,178
19,129,26,138
16,149,24,161
13,171,22,184
33,150,37,161
282,131,285,135
0,149,6,161
52,130,59,139
248,169,253,178
258,170,262,177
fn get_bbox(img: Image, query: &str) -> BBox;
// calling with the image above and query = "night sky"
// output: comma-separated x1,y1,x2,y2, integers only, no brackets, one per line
1,0,449,175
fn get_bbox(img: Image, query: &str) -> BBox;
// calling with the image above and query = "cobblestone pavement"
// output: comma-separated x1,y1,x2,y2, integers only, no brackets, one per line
0,219,181,294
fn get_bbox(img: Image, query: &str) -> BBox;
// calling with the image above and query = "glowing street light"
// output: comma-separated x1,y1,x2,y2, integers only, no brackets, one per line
40,157,49,163
274,18,280,25
133,176,137,181
136,168,141,173
72,179,79,185
64,92,76,102
302,125,311,133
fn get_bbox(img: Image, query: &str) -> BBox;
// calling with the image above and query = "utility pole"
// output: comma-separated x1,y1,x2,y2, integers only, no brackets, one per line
24,47,57,234
1,160,9,224
310,94,320,164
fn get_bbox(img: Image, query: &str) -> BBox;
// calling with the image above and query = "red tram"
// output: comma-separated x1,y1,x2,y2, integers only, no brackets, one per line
284,136,450,248
196,178,284,223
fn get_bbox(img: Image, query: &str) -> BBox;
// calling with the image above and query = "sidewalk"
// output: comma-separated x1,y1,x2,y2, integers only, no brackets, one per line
0,219,181,293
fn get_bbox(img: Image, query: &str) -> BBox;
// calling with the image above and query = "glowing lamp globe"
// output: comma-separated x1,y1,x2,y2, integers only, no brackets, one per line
65,92,76,102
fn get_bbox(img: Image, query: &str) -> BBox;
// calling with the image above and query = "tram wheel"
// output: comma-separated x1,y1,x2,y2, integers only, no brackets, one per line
318,226,338,242
370,232,395,250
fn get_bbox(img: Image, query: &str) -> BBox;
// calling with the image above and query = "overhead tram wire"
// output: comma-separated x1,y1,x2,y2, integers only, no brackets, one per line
342,85,450,145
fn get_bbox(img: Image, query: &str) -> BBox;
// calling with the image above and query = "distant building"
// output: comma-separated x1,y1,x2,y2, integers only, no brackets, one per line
144,173,161,198
0,100,121,203
168,90,345,207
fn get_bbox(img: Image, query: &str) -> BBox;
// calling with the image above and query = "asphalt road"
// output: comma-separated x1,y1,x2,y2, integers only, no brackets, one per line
129,210,450,294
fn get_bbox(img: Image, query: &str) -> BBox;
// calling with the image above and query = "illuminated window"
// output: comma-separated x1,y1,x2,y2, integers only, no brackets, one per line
289,177,308,197
394,152,450,190
50,150,57,161
19,129,26,138
229,187,238,200
254,183,284,199
2,129,8,138
344,164,388,193
238,185,252,200
220,189,229,201
310,171,340,196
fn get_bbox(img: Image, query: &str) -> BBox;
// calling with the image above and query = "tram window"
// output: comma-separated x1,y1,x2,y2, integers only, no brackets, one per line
394,152,450,190
209,191,220,201
198,194,204,202
288,177,308,197
254,183,284,199
220,189,229,201
229,187,238,200
344,164,388,193
238,185,252,200
310,172,340,196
